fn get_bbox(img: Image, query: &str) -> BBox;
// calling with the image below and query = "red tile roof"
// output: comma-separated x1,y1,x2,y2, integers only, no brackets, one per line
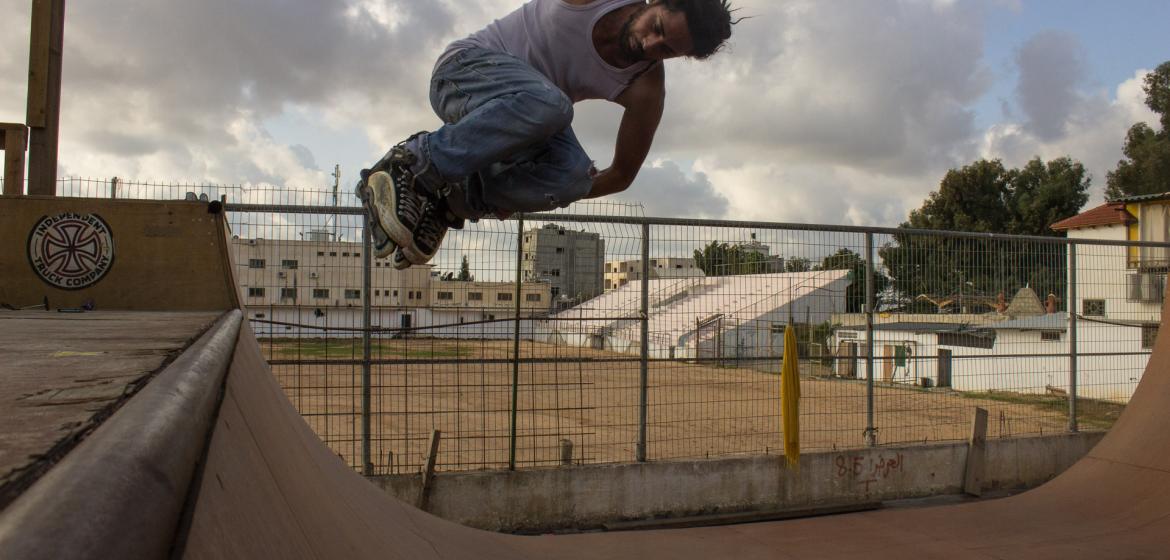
1051,203,1136,231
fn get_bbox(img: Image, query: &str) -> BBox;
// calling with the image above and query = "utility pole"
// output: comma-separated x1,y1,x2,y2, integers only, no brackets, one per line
332,164,340,241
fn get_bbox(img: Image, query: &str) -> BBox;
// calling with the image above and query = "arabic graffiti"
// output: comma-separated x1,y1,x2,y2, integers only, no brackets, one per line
834,453,906,492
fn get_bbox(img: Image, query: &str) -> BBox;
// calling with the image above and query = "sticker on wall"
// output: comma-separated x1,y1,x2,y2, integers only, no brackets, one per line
27,213,116,290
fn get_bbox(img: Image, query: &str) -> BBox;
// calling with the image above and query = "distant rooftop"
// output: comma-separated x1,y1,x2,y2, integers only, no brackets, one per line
1051,202,1136,231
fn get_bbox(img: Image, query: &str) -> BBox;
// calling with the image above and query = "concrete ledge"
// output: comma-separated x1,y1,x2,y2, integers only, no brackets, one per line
0,310,242,559
371,431,1105,533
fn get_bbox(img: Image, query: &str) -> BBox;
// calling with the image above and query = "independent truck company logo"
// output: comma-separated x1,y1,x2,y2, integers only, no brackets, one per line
27,213,116,290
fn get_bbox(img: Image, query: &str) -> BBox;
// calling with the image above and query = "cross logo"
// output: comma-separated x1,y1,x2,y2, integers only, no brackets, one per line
27,213,116,290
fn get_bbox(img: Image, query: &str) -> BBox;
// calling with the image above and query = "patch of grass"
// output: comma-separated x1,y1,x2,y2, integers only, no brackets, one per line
261,338,474,360
959,390,1125,430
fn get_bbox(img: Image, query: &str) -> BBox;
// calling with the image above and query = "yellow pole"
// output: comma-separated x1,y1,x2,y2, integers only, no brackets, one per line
781,324,801,469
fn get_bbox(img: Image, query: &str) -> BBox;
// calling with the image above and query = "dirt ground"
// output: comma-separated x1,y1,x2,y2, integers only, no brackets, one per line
263,338,1083,474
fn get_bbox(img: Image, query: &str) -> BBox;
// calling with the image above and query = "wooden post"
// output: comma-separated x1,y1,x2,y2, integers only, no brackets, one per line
417,430,441,510
559,438,574,466
1,124,28,195
26,0,66,196
963,407,989,497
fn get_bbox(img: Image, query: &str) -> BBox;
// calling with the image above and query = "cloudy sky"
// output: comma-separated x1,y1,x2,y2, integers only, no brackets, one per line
0,0,1165,227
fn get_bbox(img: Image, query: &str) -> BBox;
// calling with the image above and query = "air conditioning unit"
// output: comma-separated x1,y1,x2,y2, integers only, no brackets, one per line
309,272,319,279
277,271,287,279
1128,272,1166,303
247,239,257,246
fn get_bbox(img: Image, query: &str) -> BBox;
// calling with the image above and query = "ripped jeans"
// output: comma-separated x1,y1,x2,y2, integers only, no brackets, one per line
405,48,594,218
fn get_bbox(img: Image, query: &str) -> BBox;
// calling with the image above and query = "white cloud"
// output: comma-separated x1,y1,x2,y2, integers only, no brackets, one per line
982,69,1158,202
0,0,1157,226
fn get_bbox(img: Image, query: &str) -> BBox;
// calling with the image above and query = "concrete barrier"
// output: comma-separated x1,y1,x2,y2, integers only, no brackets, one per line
371,431,1104,533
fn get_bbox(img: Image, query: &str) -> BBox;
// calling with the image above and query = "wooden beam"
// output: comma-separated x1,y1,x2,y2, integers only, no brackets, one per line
26,0,65,196
1,123,28,196
417,430,442,511
963,407,989,497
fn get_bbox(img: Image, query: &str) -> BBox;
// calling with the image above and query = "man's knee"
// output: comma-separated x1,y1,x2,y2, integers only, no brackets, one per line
520,87,574,138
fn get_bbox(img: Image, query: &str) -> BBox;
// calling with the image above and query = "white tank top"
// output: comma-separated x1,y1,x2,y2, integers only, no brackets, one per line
439,0,658,102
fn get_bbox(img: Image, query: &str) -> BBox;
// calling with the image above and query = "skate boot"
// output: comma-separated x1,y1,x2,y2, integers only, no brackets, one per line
400,199,465,266
357,139,429,255
354,174,397,259
390,247,412,270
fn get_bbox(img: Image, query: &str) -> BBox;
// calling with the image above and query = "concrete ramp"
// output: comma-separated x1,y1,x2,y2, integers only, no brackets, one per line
179,315,1170,558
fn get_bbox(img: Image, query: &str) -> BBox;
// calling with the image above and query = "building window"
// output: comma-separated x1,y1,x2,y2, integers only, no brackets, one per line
526,293,541,302
938,332,995,349
408,291,415,300
551,269,561,277
345,289,361,299
253,313,265,319
375,290,381,297
329,252,337,257
281,260,298,269
342,252,350,257
280,288,297,300
393,290,399,297
551,286,560,296
1040,331,1062,342
437,291,454,300
248,287,265,298
556,247,564,254
468,292,483,301
248,259,266,269
1143,324,1160,349
316,251,325,257
312,289,330,299
415,291,423,299
1083,299,1106,317
497,293,513,302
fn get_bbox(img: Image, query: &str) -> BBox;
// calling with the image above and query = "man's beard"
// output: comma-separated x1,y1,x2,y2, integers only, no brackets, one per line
618,4,651,62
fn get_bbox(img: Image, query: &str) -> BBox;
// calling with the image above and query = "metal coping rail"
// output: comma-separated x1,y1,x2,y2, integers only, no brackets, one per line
223,203,1170,249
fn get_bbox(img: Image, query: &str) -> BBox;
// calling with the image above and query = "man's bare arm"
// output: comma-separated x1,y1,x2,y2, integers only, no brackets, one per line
586,64,665,199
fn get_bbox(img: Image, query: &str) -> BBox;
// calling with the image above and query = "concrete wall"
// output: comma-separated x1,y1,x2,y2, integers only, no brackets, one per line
370,431,1104,533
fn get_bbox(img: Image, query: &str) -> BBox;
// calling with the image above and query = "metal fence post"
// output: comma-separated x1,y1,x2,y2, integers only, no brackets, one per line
637,221,650,462
865,232,876,447
361,213,373,475
1068,244,1078,433
509,218,524,470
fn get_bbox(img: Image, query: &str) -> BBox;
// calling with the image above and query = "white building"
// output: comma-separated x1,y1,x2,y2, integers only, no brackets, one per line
604,257,704,291
231,236,549,339
548,270,850,360
828,198,1165,403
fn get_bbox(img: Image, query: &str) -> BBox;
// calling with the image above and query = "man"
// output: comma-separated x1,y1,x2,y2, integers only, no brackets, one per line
358,0,736,268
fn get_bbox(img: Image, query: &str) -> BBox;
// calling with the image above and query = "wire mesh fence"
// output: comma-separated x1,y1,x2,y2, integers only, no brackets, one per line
48,176,1161,474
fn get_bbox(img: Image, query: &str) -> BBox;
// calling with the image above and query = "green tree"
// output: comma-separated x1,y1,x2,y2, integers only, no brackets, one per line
880,157,1088,312
785,256,812,273
693,240,768,276
1106,61,1170,199
815,248,889,313
457,255,474,281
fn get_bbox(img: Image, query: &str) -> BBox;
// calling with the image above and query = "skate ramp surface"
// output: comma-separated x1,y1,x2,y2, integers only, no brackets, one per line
181,314,1170,559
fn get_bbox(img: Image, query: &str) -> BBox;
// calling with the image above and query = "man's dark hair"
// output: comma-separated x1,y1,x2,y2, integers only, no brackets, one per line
660,0,736,60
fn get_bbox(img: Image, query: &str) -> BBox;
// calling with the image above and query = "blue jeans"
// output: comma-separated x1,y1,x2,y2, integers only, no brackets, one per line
408,48,594,218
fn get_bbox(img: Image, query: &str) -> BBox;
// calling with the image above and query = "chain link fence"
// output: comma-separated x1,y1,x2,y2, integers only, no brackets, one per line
47,177,1163,474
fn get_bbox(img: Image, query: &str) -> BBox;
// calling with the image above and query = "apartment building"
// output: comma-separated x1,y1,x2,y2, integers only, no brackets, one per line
521,223,604,307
